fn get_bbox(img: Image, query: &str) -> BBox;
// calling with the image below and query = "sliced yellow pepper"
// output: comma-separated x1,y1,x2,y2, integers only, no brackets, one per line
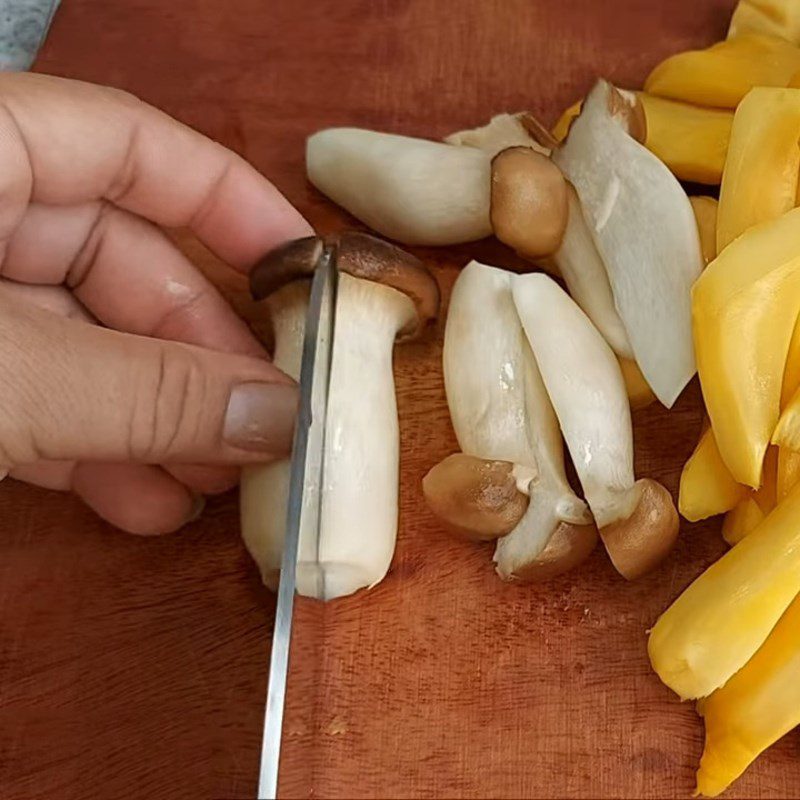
552,100,581,142
721,498,764,545
644,34,800,109
773,384,800,448
693,207,800,488
619,357,655,411
728,0,800,44
777,446,800,499
717,87,800,252
721,446,778,544
690,196,718,266
553,96,733,185
680,426,747,522
649,481,800,700
639,95,733,185
696,593,800,797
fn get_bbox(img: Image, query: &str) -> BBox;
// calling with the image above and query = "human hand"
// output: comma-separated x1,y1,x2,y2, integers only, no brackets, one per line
0,72,312,534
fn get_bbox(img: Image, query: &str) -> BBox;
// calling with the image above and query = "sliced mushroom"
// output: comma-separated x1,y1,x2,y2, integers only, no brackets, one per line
490,147,634,359
306,128,492,246
444,112,548,157
422,452,597,580
442,260,595,580
550,79,703,407
512,273,679,580
242,232,440,600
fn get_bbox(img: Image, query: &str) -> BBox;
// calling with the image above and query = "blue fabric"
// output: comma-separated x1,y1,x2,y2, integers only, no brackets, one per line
0,0,60,70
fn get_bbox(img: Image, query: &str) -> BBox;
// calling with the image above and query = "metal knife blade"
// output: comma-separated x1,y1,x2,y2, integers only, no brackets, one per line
257,243,337,799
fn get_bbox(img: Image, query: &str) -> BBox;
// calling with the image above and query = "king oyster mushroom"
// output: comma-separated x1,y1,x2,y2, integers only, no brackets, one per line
306,124,634,361
241,232,439,600
512,273,679,580
434,259,597,580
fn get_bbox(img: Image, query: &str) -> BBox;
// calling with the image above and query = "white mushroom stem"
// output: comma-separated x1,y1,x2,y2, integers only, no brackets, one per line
241,273,417,601
444,260,591,577
512,273,679,579
306,128,492,246
511,273,636,527
240,282,308,590
552,80,702,407
553,187,634,360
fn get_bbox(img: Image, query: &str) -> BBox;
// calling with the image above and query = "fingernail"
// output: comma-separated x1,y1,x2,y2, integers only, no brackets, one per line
224,382,298,455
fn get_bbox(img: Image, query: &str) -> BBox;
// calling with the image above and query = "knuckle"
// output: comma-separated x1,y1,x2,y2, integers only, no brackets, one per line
128,344,208,461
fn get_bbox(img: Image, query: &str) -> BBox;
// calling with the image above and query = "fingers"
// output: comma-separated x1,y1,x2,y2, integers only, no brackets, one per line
164,464,240,495
0,294,297,469
71,463,202,535
3,201,266,356
0,73,312,269
0,279,94,322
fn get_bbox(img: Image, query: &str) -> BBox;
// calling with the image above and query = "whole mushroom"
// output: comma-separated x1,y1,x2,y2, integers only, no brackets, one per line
241,232,440,600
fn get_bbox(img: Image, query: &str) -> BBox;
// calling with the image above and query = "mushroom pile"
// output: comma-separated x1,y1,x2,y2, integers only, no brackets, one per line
303,78,696,582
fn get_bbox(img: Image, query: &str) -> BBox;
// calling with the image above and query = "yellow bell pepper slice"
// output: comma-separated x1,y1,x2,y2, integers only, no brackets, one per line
552,100,581,142
649,480,800,700
640,95,733,185
721,446,778,544
553,96,733,185
690,196,718,266
618,357,655,411
717,87,800,252
696,593,800,797
644,34,800,109
777,446,800,499
693,206,800,488
721,498,764,545
680,426,747,522
773,384,800,449
728,0,800,44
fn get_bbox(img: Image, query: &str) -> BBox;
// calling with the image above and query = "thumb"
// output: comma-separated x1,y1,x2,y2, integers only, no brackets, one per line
0,295,297,469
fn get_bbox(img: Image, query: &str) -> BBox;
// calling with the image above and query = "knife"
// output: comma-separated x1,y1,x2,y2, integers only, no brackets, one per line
257,242,338,800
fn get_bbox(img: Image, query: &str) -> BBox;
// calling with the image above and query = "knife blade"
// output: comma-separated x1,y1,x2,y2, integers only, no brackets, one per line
257,242,338,799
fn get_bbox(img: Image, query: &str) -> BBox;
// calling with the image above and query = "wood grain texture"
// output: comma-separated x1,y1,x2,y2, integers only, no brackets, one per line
0,0,791,797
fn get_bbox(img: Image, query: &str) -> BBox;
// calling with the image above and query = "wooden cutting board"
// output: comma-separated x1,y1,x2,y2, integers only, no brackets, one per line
1,0,794,797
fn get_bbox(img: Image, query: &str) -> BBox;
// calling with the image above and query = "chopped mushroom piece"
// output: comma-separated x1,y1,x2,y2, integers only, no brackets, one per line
550,79,703,407
242,232,439,600
442,260,595,580
444,112,548,157
512,273,679,580
306,128,492,246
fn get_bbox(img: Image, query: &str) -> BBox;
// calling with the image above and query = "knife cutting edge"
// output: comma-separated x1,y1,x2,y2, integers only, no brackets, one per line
257,242,338,800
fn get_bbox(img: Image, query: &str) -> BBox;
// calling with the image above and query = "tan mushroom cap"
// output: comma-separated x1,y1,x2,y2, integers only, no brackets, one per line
423,453,528,541
503,521,598,582
490,147,569,261
250,231,440,339
599,478,679,580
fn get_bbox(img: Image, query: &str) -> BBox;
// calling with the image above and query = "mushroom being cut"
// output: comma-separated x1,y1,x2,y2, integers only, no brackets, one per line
438,260,597,580
242,232,440,600
306,128,493,246
512,273,679,580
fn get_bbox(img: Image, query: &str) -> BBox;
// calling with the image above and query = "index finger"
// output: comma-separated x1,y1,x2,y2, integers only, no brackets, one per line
0,72,312,269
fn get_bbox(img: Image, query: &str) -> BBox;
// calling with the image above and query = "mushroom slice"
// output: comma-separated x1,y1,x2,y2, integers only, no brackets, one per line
444,112,548,157
243,232,440,600
306,128,492,246
489,147,634,359
552,79,703,407
422,452,597,581
512,273,679,580
443,260,594,580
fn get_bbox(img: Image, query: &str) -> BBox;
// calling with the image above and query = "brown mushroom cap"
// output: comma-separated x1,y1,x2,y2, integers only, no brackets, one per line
422,453,529,541
599,478,679,580
250,231,440,339
503,521,598,582
490,147,569,261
